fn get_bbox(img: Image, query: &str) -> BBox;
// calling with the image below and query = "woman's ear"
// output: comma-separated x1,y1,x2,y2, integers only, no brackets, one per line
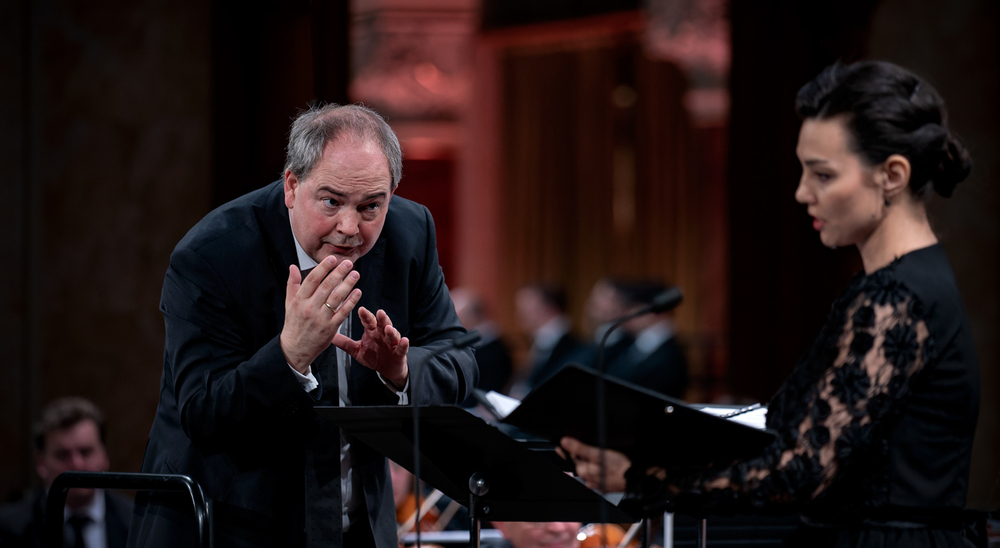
881,154,912,199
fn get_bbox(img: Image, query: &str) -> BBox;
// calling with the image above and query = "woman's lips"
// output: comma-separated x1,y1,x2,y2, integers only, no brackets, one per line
812,218,825,231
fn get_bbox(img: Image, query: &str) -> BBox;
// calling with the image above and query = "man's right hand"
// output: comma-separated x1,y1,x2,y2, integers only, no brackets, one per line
280,257,362,374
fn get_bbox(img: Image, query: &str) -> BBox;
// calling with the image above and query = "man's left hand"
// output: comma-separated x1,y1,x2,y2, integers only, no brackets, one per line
333,306,409,388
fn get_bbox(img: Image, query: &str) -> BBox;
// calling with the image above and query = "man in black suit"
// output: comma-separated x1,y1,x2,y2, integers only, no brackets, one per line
579,278,635,370
606,281,688,399
452,287,514,400
128,104,477,548
515,283,584,395
0,397,132,548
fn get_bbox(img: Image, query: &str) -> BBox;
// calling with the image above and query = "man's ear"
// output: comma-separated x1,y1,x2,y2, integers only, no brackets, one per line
284,170,299,209
881,154,912,199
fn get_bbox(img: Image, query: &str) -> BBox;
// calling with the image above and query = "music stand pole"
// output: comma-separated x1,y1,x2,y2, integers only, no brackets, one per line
468,472,489,548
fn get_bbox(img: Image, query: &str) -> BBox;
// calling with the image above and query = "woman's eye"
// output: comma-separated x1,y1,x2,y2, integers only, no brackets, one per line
816,172,831,182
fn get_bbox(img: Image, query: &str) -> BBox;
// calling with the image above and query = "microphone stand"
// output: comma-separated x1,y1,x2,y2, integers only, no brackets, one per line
412,330,480,548
594,288,682,545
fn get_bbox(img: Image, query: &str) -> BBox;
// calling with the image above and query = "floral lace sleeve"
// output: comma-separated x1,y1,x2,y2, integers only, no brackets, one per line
622,277,933,515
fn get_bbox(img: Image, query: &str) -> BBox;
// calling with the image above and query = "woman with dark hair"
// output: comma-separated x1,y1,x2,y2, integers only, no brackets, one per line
561,61,981,547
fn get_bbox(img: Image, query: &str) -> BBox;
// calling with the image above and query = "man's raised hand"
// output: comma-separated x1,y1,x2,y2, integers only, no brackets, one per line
333,307,410,388
280,257,362,374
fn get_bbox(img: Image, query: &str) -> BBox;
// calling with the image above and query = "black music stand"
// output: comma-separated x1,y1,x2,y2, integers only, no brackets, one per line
501,364,777,548
316,406,635,547
502,364,776,469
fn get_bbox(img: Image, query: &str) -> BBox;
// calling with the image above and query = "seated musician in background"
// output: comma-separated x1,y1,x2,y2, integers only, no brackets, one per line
0,397,131,548
561,61,980,548
452,287,514,401
512,283,585,397
389,460,439,534
603,281,688,399
580,278,635,370
492,521,582,548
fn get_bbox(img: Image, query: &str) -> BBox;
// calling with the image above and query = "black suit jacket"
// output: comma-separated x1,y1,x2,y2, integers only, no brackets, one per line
606,337,688,399
527,332,584,390
129,181,477,547
0,489,131,548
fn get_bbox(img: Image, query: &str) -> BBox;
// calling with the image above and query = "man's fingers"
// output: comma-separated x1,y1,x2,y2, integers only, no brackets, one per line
323,269,359,311
313,259,355,303
286,265,302,303
332,332,359,355
376,309,393,329
358,306,378,330
384,325,400,346
296,256,338,297
328,288,361,324
394,336,410,356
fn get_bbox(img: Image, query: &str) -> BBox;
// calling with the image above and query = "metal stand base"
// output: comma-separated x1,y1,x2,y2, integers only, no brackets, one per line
468,472,490,548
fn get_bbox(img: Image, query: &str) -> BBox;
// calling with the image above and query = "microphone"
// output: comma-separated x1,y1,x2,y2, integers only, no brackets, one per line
645,286,684,314
593,287,682,510
596,286,683,370
412,329,480,546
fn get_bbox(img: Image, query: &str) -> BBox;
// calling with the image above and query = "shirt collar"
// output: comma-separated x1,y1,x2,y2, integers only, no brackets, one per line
290,217,318,270
64,489,105,523
634,320,674,354
534,316,570,352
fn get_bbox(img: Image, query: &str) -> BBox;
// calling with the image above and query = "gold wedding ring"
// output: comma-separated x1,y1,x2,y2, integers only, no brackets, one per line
324,302,336,313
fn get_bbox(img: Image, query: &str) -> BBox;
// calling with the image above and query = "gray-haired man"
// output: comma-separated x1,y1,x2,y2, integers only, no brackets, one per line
129,104,477,548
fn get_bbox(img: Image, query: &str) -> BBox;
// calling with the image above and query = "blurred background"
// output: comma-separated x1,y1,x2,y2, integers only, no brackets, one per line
1,0,997,510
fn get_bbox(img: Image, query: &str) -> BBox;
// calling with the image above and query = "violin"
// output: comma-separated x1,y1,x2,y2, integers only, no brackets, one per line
577,523,641,548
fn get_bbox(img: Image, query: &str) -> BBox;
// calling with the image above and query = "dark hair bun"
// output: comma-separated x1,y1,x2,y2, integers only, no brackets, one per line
932,134,972,198
797,61,973,199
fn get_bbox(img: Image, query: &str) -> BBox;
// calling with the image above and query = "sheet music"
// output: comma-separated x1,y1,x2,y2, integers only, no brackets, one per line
484,390,521,419
696,404,768,431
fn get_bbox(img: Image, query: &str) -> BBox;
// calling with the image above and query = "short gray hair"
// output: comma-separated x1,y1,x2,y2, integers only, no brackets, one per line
284,103,403,189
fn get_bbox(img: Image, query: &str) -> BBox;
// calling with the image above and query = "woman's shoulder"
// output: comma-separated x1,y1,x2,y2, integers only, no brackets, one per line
865,244,962,309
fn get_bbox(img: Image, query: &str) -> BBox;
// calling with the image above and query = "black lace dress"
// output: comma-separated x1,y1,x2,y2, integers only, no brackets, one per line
622,244,980,547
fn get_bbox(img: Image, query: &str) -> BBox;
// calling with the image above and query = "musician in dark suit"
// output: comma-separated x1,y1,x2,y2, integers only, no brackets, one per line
128,104,477,548
0,397,132,548
452,287,514,399
579,278,636,371
605,281,688,399
513,283,585,394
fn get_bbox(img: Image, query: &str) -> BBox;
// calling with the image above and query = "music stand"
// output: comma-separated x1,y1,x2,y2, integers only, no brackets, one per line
501,365,777,548
317,405,635,547
502,364,776,468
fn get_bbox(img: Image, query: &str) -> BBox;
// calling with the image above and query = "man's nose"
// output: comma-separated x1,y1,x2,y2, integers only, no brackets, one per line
69,451,87,470
337,211,360,235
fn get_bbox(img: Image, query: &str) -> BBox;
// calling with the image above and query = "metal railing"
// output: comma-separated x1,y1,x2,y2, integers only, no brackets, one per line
44,471,212,548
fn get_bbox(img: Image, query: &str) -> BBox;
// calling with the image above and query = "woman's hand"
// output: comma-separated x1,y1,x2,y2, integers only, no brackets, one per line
559,437,631,493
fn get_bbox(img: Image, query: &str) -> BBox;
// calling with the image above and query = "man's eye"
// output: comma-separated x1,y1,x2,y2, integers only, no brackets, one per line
362,203,380,212
322,198,339,208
